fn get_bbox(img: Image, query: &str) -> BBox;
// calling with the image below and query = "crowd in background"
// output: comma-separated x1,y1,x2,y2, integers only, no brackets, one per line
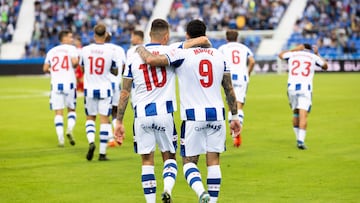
0,0,22,44
168,0,289,32
288,0,360,58
2,0,360,59
26,0,156,58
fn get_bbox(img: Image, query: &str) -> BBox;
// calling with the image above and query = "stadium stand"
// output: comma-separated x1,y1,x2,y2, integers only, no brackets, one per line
0,0,21,44
167,0,289,53
284,0,360,59
25,0,156,58
0,0,359,60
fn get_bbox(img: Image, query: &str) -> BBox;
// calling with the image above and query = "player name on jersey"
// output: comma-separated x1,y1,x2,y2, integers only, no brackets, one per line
193,48,213,56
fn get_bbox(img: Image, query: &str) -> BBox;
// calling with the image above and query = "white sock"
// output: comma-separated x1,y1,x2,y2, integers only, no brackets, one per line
67,112,76,133
99,123,110,154
107,118,117,141
85,120,96,144
163,159,177,195
142,165,156,203
293,126,299,140
183,162,205,198
207,165,221,203
237,109,244,126
54,115,64,143
298,129,306,143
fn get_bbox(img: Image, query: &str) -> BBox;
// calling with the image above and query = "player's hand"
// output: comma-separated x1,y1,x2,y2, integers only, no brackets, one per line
114,120,125,146
230,119,242,148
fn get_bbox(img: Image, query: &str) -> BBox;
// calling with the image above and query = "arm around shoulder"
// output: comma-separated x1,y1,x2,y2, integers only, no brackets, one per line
136,45,170,66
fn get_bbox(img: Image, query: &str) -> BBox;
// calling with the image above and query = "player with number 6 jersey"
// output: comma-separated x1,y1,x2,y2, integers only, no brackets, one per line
218,30,255,148
279,44,328,150
43,29,79,147
80,23,118,161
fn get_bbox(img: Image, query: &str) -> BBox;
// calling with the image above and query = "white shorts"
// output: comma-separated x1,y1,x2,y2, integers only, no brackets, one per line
287,90,312,112
134,114,177,155
180,120,226,157
50,89,76,110
233,80,248,104
84,96,112,116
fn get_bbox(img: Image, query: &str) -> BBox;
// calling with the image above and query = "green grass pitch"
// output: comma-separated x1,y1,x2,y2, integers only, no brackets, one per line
0,73,359,202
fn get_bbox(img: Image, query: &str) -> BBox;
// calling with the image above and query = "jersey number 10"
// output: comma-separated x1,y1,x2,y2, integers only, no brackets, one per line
140,64,167,91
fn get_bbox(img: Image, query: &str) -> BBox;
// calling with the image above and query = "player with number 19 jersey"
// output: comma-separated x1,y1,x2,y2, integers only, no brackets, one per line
80,44,117,98
44,44,79,93
124,44,177,117
283,50,325,93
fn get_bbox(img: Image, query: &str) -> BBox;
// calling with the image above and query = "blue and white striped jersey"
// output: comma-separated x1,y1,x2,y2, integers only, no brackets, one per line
218,42,253,83
80,43,117,98
166,47,229,121
106,43,126,92
283,51,325,92
44,44,78,92
124,43,177,118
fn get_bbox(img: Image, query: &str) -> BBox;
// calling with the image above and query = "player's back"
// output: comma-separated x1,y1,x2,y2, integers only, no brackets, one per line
125,44,177,117
45,44,78,91
284,50,323,92
218,42,252,78
175,47,227,121
106,43,126,87
81,43,116,98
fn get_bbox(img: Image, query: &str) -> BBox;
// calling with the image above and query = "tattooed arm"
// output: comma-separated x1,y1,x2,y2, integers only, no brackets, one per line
116,78,132,122
114,78,132,145
136,46,170,67
222,72,241,136
222,72,237,116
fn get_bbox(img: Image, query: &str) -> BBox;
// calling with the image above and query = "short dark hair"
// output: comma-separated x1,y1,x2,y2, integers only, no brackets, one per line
58,30,71,41
94,23,106,37
150,19,169,39
132,30,144,40
226,30,238,42
186,19,206,38
303,43,312,50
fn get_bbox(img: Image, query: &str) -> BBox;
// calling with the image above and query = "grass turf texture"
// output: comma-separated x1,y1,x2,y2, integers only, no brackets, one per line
0,73,359,202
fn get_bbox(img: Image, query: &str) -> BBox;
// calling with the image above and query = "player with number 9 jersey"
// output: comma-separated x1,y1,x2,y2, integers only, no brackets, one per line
168,47,228,122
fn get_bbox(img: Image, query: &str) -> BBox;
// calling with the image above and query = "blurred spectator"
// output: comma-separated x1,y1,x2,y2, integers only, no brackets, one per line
0,0,21,43
168,0,289,32
27,0,156,58
288,0,360,59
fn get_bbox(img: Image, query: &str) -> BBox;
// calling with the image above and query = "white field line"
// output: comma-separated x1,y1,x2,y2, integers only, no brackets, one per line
0,89,50,99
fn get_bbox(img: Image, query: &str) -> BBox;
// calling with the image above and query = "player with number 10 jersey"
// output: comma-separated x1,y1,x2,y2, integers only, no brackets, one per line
125,44,177,118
